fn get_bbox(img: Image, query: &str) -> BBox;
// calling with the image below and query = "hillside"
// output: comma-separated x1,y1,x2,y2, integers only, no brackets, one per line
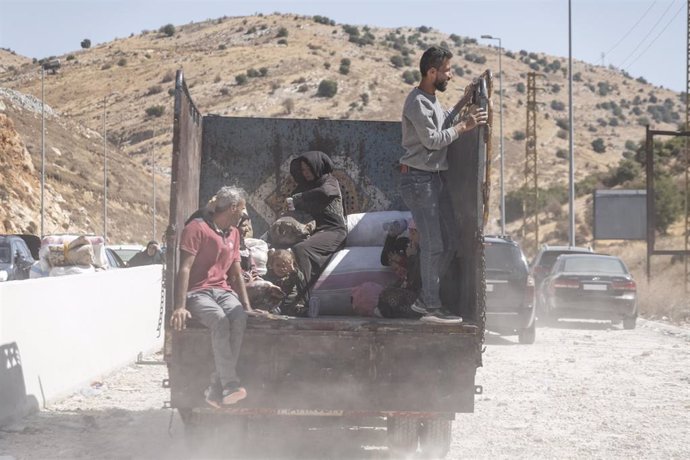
0,12,685,243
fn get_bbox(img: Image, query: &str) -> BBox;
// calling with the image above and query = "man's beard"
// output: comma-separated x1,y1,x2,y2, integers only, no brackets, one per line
434,79,448,92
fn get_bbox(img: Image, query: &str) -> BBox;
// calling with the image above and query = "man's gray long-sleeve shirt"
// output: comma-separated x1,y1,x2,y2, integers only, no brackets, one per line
400,87,459,172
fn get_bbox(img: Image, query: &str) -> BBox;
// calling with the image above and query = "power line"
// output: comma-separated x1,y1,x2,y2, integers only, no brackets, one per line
605,0,658,57
618,0,680,69
624,1,685,71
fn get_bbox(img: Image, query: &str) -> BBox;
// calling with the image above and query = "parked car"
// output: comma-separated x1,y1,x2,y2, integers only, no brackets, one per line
107,244,144,265
484,236,536,344
531,244,594,313
540,254,638,329
105,247,127,269
0,235,36,281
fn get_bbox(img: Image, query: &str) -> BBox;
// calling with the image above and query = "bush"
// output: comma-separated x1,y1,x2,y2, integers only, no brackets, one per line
146,85,163,96
277,38,288,45
552,83,561,93
317,79,338,97
555,118,570,130
218,44,227,50
145,105,165,117
80,38,91,49
556,148,568,159
655,174,683,233
339,58,351,75
117,58,127,67
276,27,288,38
625,140,637,151
66,54,75,61
159,24,176,37
101,63,112,70
557,129,568,139
516,82,525,94
313,15,335,26
591,138,606,153
161,70,175,83
513,131,526,141
611,159,641,185
235,74,248,85
297,84,309,93
246,68,260,78
390,55,404,68
551,100,565,111
402,70,421,85
259,67,268,76
219,87,229,96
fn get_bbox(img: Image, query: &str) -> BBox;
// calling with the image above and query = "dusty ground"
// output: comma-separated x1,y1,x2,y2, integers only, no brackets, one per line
1,319,689,459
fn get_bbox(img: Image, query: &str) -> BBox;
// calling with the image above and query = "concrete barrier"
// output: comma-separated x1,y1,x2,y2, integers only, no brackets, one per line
0,266,164,406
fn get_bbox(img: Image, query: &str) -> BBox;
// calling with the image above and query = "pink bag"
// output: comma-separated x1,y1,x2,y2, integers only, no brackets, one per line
351,282,385,317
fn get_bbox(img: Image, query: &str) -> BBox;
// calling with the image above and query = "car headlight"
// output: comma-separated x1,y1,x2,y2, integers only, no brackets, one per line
0,270,8,282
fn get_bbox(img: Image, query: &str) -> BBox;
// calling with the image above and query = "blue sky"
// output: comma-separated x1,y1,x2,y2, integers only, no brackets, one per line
0,0,686,92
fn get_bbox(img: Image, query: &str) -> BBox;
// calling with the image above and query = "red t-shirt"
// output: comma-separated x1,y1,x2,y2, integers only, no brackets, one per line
179,218,240,293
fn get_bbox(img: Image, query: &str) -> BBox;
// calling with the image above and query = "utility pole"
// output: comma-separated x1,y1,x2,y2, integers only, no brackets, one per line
103,95,108,243
685,0,689,292
40,66,45,238
568,0,576,246
524,73,541,255
152,131,157,241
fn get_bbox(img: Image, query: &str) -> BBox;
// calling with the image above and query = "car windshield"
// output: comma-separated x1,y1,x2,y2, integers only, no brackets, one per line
0,246,10,263
562,257,626,274
539,250,588,269
113,249,140,263
485,243,522,272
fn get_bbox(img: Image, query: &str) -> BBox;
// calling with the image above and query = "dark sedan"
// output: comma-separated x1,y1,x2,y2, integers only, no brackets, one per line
541,254,638,329
484,236,536,344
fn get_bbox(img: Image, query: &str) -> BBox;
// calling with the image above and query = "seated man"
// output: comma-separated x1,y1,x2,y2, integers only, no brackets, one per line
170,186,265,408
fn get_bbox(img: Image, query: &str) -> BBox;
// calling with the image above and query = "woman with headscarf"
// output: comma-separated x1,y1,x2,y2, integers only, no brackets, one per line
288,151,347,296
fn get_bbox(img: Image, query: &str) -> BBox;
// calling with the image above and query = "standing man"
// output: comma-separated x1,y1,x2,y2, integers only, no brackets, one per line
171,186,263,407
400,46,488,318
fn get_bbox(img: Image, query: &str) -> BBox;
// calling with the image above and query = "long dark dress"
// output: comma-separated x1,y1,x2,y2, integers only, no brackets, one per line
289,151,347,295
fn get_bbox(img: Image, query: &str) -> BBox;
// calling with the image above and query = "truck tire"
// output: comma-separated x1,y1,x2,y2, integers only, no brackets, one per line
182,411,248,457
419,418,452,459
518,321,536,344
387,416,419,456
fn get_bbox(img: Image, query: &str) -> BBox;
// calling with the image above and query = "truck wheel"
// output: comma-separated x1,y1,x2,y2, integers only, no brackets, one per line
419,418,452,459
518,321,536,344
623,316,637,330
182,412,248,457
387,416,419,456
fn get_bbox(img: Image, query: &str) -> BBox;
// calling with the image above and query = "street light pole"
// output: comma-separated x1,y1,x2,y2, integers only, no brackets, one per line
481,34,505,234
568,0,576,246
103,95,108,243
40,66,45,238
152,131,156,241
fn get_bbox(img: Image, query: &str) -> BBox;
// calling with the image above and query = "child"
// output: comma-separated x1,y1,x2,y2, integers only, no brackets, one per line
377,218,423,319
265,249,308,317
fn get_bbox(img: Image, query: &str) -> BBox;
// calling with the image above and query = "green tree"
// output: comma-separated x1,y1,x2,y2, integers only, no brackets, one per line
654,174,683,233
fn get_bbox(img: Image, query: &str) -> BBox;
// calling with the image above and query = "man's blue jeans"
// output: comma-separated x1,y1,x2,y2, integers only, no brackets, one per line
400,169,454,310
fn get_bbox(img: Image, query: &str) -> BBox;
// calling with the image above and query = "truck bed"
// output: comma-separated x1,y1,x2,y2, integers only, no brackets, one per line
168,316,480,414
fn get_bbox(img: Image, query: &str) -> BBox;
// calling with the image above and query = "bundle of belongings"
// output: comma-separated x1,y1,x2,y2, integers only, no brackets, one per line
30,234,108,278
249,209,417,319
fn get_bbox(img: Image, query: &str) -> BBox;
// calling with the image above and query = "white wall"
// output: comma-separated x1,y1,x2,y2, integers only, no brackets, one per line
0,266,164,404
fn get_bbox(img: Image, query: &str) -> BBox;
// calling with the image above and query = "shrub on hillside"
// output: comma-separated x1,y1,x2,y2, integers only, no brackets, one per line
390,55,404,68
313,15,335,26
591,138,606,153
80,38,91,49
259,67,268,76
159,24,175,37
146,85,163,96
235,74,248,85
402,70,421,85
551,100,565,111
516,82,525,94
276,27,288,38
277,39,288,45
317,79,338,98
117,58,127,67
246,68,260,78
145,105,165,117
513,131,526,141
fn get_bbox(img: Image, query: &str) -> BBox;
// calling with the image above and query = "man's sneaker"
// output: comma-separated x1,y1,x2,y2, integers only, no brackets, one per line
420,309,463,325
409,299,428,315
204,383,222,409
221,386,247,405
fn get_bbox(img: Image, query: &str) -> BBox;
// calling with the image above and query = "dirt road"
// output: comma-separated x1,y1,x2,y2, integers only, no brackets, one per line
1,319,688,459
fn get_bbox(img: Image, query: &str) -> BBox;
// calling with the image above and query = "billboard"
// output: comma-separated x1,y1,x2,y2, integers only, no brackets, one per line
593,190,646,240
